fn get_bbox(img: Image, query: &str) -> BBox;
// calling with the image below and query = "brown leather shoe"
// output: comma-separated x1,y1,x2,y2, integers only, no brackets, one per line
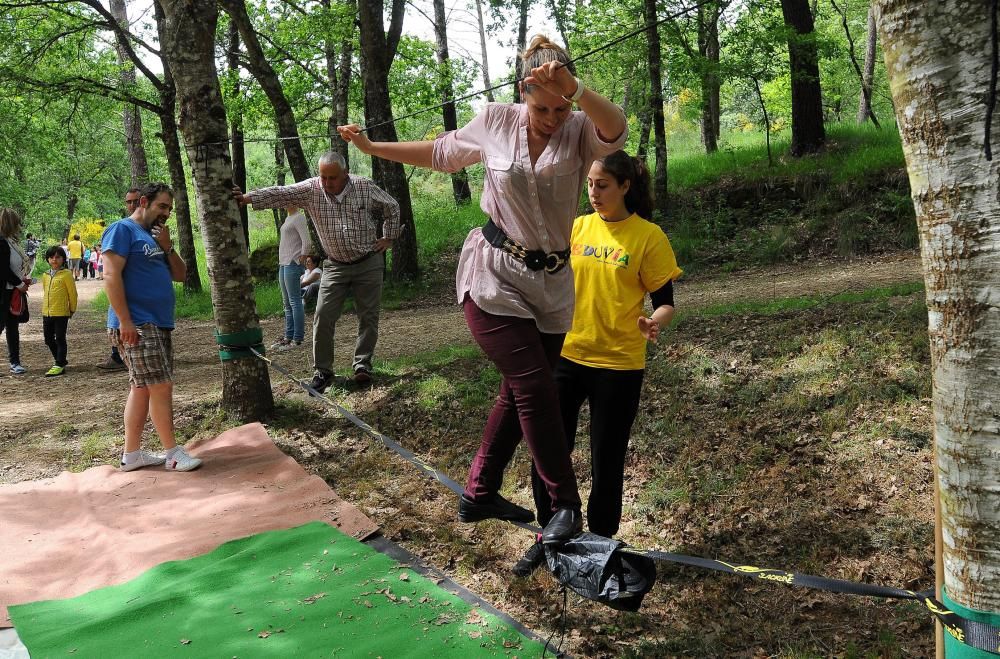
96,356,127,371
352,369,372,386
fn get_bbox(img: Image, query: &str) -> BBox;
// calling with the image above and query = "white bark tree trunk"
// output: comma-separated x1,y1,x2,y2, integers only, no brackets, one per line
157,0,273,421
875,0,1000,611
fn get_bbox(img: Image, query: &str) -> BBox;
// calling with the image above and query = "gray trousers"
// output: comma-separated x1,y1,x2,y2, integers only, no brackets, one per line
313,253,384,376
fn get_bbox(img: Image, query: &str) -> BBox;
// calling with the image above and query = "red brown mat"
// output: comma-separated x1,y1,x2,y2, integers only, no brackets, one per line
0,422,378,626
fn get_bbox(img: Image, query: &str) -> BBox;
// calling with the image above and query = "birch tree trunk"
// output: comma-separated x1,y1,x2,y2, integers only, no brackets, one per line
513,0,529,103
433,0,472,205
856,6,877,124
474,0,495,102
644,0,669,218
158,0,273,421
698,2,721,154
227,20,250,250
323,0,353,166
110,0,149,185
875,0,1000,612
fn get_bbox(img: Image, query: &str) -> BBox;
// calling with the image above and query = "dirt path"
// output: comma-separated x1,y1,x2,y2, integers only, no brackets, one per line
0,252,921,482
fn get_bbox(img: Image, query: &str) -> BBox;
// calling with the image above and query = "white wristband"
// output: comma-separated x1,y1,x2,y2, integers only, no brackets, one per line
562,77,585,103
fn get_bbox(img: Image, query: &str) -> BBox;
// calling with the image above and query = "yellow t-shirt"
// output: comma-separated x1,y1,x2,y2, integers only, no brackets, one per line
67,240,83,259
561,212,682,370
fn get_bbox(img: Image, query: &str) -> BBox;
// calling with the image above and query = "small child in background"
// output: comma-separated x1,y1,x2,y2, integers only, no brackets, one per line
95,246,104,280
88,244,99,279
41,245,77,376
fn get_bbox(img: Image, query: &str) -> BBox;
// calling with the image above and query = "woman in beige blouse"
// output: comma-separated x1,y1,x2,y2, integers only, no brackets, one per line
338,35,627,546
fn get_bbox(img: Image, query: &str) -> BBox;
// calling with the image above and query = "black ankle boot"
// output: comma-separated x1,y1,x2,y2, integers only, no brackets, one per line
541,508,582,545
458,493,535,523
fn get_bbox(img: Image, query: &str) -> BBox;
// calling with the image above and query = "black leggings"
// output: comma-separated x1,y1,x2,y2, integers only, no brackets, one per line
0,288,20,366
43,316,69,366
531,357,644,537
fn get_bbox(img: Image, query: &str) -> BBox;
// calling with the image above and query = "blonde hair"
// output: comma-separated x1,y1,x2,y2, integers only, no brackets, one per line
519,35,575,94
0,208,22,239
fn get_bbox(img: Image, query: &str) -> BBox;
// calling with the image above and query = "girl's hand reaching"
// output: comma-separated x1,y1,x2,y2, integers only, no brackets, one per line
637,316,659,342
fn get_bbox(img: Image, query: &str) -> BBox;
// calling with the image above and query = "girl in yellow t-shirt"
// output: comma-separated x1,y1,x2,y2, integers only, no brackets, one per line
515,149,682,576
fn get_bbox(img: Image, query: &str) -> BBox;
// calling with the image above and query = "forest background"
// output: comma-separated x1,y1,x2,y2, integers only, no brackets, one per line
1,1,948,656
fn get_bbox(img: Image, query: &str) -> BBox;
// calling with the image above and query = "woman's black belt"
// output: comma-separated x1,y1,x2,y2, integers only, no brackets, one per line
481,218,570,274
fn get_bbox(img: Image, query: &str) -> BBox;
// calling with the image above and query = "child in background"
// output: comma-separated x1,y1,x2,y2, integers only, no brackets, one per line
41,245,77,376
95,245,104,280
88,244,99,279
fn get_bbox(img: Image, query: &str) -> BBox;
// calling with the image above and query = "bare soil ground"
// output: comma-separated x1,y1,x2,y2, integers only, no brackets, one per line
0,252,930,657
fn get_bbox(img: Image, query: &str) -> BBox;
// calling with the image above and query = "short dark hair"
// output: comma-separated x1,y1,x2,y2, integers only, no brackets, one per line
140,182,173,203
73,234,80,240
126,187,140,195
44,245,66,264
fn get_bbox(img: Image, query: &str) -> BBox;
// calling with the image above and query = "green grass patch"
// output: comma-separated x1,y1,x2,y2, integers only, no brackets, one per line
666,122,904,191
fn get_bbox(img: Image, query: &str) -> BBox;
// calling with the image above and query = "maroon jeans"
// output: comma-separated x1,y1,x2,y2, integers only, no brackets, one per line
462,296,581,513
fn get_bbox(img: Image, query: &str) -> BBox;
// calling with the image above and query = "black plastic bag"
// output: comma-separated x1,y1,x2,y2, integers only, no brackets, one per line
544,532,657,612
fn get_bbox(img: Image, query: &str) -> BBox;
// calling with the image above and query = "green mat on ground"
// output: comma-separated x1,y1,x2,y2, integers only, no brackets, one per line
9,522,544,658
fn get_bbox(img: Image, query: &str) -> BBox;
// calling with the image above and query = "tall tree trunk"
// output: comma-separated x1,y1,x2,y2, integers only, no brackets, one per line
644,0,669,218
698,3,721,153
272,140,286,236
66,192,78,236
856,6,878,124
474,0,495,102
157,0,273,421
875,0,1000,621
357,0,418,279
219,0,310,182
780,0,826,155
110,0,149,184
512,0,529,103
323,0,353,166
433,0,472,205
152,0,200,292
831,0,880,128
228,20,250,250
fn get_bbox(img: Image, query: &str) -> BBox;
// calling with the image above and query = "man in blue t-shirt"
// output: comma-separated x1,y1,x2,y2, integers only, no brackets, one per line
102,182,202,473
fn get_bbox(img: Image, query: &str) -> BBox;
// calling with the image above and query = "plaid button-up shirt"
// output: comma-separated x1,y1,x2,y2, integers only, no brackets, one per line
248,175,401,263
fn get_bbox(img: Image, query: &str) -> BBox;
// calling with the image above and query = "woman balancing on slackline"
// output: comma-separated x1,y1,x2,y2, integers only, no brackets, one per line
338,35,627,546
513,150,682,576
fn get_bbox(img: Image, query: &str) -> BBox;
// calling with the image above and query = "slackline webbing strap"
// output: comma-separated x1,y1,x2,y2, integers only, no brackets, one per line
250,348,1000,654
215,327,265,362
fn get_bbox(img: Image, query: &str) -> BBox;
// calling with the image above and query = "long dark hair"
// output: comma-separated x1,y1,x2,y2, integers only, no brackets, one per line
593,150,653,220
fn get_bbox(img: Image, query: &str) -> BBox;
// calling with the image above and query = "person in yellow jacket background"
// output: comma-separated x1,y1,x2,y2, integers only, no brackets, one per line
41,245,78,376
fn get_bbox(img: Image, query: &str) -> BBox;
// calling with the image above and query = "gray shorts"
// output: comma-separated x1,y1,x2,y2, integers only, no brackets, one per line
109,324,174,387
68,258,81,270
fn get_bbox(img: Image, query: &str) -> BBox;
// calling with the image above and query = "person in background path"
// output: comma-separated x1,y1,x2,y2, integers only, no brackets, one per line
41,245,78,376
513,150,682,576
102,182,201,473
67,234,83,281
97,188,140,372
24,233,40,274
81,245,91,280
233,151,401,389
1,209,31,376
271,205,311,351
337,34,627,546
300,254,321,305
59,239,69,260
88,244,100,279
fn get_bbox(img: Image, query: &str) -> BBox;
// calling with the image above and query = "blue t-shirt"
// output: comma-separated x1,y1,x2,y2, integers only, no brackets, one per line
102,219,175,329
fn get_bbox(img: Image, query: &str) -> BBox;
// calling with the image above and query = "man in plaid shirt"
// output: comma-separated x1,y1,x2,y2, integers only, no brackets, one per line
234,151,401,392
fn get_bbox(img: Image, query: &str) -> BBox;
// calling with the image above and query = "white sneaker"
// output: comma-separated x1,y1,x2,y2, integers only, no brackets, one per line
9,364,26,375
275,341,302,352
120,449,166,472
165,447,203,472
270,338,291,349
